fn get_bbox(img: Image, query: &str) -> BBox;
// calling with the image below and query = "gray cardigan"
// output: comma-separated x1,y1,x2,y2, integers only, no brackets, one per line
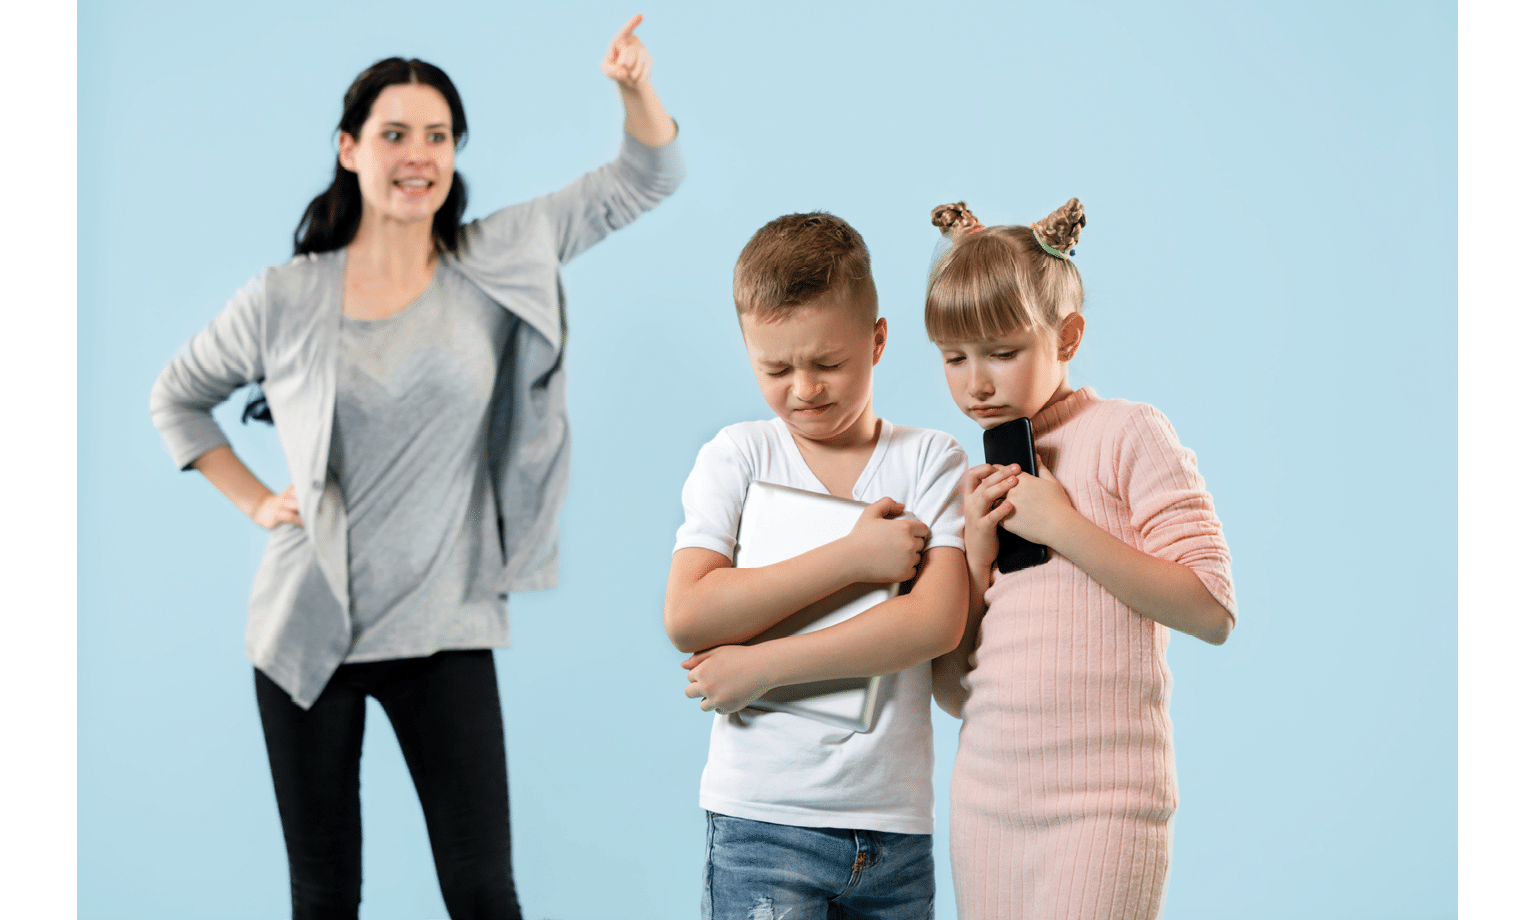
150,131,684,706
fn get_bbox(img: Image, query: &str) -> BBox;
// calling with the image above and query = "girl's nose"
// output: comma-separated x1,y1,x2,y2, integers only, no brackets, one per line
968,369,994,398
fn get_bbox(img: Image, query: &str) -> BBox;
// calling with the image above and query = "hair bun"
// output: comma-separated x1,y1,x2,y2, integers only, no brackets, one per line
931,202,984,239
1030,198,1086,254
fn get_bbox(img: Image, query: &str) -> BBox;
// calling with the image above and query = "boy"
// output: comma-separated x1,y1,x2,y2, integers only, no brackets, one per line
664,212,968,918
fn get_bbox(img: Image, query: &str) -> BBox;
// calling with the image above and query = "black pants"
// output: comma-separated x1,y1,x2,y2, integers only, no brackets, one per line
255,650,523,920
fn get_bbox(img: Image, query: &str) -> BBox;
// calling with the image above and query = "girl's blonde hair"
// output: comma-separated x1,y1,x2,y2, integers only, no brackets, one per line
925,199,1086,342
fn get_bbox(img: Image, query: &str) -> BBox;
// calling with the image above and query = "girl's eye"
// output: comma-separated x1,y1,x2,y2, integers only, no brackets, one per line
992,351,1018,360
816,363,843,371
766,368,791,378
944,355,966,366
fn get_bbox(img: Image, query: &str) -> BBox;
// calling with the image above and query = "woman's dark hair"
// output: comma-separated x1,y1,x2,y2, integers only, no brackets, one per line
292,57,471,258
247,58,470,426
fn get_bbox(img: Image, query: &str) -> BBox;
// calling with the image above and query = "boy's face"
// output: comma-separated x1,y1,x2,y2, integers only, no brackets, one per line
740,294,887,448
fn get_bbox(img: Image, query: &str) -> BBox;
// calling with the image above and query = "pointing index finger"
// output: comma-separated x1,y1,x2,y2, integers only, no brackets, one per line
615,13,643,41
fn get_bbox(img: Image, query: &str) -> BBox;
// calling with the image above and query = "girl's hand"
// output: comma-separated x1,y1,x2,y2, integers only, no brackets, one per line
251,485,302,530
843,497,930,584
682,646,773,714
1000,456,1076,545
962,463,1019,572
600,14,654,89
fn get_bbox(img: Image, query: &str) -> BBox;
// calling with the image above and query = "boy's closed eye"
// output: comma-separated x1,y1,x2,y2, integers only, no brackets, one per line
764,362,844,376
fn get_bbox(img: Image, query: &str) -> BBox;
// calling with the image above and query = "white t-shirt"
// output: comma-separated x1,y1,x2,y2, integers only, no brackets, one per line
673,417,966,834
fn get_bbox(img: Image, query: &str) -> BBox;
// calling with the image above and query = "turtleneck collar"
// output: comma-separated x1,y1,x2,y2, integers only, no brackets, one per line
1031,386,1098,436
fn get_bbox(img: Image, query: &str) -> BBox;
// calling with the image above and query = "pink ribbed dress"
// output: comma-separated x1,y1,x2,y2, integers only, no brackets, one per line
950,387,1237,920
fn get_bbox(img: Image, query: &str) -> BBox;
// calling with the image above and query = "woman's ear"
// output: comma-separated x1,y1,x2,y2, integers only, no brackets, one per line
1057,312,1086,361
337,133,358,173
872,317,889,365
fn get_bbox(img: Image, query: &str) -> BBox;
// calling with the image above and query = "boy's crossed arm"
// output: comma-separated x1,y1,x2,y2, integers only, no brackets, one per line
664,500,967,715
664,497,927,653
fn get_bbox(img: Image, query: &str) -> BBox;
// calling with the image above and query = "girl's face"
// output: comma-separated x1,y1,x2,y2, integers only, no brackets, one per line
937,315,1083,429
338,83,456,228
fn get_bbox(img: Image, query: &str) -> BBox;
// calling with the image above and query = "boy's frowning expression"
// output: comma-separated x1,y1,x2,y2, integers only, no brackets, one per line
740,294,887,449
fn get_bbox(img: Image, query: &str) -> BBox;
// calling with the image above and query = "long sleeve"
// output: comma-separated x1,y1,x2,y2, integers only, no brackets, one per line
451,129,685,352
539,126,686,265
1113,403,1238,620
149,273,266,471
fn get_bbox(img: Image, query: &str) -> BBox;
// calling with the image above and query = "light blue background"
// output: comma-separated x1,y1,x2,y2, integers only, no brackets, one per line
78,1,1455,918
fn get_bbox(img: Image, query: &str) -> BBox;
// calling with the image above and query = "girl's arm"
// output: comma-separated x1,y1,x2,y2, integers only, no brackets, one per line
682,547,968,715
932,463,1020,718
601,14,676,146
1001,445,1228,648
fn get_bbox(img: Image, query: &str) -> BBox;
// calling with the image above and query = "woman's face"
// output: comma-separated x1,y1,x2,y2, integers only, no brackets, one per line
338,83,456,228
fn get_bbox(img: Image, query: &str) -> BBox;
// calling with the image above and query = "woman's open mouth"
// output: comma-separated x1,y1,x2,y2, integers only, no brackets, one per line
394,177,434,198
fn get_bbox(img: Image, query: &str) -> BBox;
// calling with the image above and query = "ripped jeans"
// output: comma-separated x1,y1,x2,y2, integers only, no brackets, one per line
702,812,934,920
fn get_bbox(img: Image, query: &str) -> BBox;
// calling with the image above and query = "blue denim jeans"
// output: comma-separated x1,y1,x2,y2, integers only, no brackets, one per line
702,812,935,920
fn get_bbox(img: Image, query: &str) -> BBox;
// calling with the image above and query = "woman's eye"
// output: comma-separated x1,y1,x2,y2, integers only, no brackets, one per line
429,132,448,143
383,130,403,142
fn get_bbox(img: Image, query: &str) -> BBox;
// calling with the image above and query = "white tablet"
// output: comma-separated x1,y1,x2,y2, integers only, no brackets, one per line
734,481,905,732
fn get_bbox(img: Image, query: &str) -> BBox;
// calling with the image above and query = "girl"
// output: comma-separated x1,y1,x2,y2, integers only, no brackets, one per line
149,17,681,919
925,200,1237,920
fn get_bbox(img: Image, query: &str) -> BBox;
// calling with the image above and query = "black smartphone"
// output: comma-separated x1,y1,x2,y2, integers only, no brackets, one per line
982,416,1049,572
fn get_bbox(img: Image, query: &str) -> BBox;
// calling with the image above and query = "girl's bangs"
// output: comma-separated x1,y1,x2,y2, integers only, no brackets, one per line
925,238,1044,342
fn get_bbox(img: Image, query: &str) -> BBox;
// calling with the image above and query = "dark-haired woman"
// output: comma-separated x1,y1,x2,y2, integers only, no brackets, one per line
150,16,681,919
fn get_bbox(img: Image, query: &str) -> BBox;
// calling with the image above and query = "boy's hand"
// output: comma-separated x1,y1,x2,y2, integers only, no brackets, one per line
843,497,930,584
962,463,1018,572
682,646,774,715
1000,456,1077,545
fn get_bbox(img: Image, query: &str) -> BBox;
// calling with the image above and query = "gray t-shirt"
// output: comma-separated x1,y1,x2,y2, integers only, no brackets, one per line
330,262,514,662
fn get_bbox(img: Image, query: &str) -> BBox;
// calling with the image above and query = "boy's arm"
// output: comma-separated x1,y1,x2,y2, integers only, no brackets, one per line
682,547,968,715
931,556,991,719
664,497,930,653
932,463,1020,718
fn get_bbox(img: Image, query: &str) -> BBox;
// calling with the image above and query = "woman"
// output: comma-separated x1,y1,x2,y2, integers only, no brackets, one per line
149,15,682,919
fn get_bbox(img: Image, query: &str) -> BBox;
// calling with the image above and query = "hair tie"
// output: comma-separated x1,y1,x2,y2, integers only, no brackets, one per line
1030,225,1073,260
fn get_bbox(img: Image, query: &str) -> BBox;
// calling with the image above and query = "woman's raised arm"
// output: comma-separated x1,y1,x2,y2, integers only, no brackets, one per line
601,14,676,146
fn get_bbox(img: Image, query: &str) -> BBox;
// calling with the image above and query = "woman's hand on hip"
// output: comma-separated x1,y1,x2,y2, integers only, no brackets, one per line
252,485,303,530
601,14,654,89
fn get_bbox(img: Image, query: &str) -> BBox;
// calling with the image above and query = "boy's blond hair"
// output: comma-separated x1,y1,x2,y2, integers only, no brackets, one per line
733,212,878,325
